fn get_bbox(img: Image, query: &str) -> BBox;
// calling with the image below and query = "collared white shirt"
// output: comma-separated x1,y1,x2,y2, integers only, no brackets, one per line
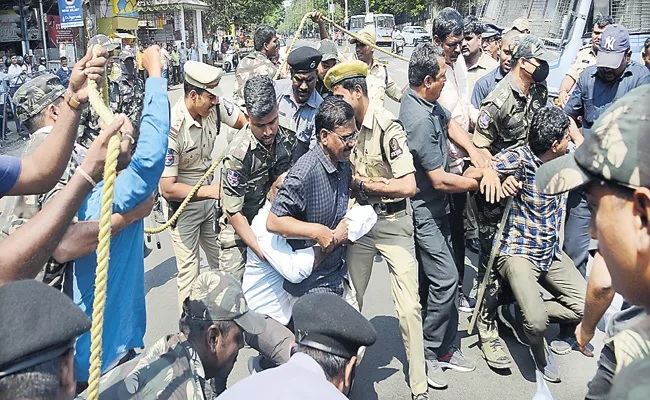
242,201,315,325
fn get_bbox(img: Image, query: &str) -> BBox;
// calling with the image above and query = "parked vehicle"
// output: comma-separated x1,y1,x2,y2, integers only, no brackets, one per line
350,13,396,47
401,26,431,46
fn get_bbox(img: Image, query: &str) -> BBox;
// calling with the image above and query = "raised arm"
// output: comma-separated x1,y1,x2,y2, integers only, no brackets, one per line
7,49,107,196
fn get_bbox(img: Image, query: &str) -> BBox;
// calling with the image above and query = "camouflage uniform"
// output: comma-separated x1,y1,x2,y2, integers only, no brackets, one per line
79,271,266,400
112,74,145,134
218,125,294,281
472,48,548,345
234,51,278,106
0,74,72,290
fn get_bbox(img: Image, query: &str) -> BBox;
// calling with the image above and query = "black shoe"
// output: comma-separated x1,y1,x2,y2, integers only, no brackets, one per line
465,238,480,253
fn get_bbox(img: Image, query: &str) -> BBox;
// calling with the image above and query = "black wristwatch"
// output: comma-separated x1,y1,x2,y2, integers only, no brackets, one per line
359,180,369,201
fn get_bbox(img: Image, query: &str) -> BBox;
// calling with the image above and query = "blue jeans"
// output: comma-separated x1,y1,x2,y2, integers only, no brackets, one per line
563,189,591,277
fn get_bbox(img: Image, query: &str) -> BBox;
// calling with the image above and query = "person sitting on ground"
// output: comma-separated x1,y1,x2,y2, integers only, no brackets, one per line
465,106,587,383
78,271,266,399
218,293,377,399
0,280,91,400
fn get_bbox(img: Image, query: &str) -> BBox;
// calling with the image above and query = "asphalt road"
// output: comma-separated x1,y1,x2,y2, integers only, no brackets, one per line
141,40,607,399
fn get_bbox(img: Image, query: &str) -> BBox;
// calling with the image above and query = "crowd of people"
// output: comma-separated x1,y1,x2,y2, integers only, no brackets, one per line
1,6,650,400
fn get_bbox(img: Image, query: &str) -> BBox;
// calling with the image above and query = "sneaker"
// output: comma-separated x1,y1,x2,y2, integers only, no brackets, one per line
412,393,429,400
247,355,265,375
425,359,448,388
459,293,476,313
438,347,476,372
549,336,576,355
497,303,529,347
529,343,561,383
480,337,513,370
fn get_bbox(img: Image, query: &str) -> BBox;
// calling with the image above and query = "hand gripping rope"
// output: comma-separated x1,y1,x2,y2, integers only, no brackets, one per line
86,39,121,400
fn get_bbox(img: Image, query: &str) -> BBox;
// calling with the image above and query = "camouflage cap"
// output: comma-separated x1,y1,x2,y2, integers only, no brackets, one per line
183,271,266,335
318,39,339,62
535,85,650,194
350,27,377,46
119,48,135,61
13,74,66,124
510,34,556,62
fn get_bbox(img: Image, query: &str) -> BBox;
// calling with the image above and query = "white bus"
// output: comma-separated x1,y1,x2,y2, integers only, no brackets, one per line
349,13,395,47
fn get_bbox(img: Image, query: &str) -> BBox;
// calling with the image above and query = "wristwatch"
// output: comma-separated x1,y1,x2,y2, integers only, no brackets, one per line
358,180,369,201
64,90,88,110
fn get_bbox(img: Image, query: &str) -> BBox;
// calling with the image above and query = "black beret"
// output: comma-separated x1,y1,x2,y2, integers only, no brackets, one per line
0,280,91,377
287,46,323,73
293,293,376,358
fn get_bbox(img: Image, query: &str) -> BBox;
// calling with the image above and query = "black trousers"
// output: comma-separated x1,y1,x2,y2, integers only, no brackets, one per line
414,207,459,359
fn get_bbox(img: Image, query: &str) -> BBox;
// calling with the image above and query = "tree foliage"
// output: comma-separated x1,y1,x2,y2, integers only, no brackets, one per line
205,0,285,31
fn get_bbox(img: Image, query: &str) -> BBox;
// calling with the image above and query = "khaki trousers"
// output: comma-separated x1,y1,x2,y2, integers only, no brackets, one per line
346,210,427,396
170,200,221,310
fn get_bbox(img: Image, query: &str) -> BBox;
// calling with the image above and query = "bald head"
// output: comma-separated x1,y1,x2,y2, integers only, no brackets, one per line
500,30,520,73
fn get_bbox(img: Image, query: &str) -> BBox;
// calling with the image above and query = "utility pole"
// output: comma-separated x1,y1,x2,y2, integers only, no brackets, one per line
38,0,48,63
364,0,369,14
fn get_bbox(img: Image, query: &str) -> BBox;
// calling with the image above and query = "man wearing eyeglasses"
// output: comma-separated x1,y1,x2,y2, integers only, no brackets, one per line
266,96,355,298
324,60,428,400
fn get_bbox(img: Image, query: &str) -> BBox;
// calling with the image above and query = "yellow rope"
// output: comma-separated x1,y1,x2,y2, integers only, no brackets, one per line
87,44,121,400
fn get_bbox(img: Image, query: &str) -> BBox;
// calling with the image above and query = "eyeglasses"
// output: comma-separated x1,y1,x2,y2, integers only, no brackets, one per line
327,129,359,146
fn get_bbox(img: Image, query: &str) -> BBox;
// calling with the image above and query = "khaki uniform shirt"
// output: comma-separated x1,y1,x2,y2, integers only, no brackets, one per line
473,73,548,155
367,59,402,105
162,96,240,186
467,53,499,94
78,333,211,400
351,104,415,205
566,45,597,82
219,126,294,248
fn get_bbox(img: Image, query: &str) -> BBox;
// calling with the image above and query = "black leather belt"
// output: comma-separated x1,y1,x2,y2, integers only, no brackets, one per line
372,199,407,216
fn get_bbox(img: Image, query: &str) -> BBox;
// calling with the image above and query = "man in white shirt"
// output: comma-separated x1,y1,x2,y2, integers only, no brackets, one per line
7,56,22,75
242,173,327,373
433,8,487,316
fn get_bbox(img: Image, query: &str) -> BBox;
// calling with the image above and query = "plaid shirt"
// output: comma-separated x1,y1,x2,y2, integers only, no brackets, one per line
494,145,568,271
270,144,351,297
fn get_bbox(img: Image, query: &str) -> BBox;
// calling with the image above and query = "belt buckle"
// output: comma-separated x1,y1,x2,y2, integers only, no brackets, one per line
374,203,388,216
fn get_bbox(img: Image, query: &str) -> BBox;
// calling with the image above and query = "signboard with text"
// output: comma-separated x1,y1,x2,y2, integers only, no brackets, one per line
47,15,74,45
0,11,41,43
57,0,83,28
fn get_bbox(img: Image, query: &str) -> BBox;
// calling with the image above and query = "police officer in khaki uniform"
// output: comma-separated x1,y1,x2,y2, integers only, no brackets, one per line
160,61,247,309
219,75,294,280
324,61,428,400
351,27,402,106
557,14,613,107
472,34,552,368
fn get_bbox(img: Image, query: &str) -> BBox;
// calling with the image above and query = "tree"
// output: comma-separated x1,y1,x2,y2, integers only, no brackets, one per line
205,0,284,31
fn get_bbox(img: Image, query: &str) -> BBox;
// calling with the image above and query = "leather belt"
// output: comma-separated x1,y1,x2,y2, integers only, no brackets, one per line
372,199,406,216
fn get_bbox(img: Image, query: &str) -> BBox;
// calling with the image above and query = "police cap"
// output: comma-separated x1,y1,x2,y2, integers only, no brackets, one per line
287,46,322,73
0,280,91,378
323,60,368,90
293,293,377,358
482,23,503,39
184,60,223,96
